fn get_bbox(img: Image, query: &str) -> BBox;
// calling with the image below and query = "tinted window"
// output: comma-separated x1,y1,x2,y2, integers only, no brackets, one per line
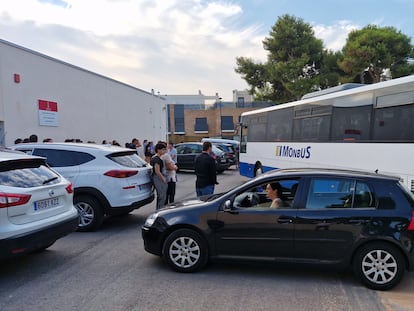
247,116,266,142
176,144,202,154
266,108,293,141
33,149,95,167
195,118,208,132
108,151,147,168
174,105,185,133
373,105,414,141
293,105,332,142
221,116,234,131
0,159,60,188
305,178,375,209
331,106,372,141
293,115,331,141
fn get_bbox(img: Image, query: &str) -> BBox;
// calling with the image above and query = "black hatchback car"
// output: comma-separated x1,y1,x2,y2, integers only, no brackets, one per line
175,142,230,173
142,168,414,290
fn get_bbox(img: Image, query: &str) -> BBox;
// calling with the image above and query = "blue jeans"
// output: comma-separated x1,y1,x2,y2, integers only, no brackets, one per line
196,185,214,197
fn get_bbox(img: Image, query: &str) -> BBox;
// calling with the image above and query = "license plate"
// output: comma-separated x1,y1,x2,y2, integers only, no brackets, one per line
34,197,60,211
139,183,151,191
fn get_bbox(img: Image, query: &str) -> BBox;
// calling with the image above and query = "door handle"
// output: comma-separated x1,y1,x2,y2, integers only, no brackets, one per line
278,217,293,224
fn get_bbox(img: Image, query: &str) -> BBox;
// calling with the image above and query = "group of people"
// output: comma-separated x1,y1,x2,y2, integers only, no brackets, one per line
150,141,220,210
14,134,221,210
149,141,178,210
124,138,157,164
14,134,43,144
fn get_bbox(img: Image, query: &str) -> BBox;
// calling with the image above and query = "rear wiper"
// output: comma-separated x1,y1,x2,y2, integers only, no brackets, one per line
43,176,58,184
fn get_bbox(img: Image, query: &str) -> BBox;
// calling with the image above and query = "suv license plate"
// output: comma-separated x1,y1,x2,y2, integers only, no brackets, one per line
139,183,151,191
34,197,60,211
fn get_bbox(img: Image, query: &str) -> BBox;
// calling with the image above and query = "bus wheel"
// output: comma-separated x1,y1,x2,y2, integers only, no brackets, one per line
254,163,263,177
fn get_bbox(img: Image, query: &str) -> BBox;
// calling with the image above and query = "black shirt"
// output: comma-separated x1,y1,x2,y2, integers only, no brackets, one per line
194,152,217,188
150,155,164,176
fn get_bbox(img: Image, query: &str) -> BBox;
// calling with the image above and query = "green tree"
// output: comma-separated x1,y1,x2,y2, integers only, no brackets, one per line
235,14,324,103
340,25,414,83
318,50,345,88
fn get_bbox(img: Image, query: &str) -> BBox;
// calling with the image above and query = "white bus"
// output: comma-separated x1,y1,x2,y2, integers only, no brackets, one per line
239,75,414,191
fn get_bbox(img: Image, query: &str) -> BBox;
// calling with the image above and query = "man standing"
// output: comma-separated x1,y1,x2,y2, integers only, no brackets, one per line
167,142,177,164
195,141,218,197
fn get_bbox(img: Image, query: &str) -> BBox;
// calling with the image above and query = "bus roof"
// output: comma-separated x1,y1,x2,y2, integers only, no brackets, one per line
241,74,414,117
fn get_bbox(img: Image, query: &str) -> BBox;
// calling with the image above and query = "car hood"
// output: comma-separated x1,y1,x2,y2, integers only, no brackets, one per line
163,192,225,210
165,199,204,209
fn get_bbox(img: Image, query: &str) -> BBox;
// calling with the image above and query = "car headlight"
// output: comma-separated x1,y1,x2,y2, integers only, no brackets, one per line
144,213,159,227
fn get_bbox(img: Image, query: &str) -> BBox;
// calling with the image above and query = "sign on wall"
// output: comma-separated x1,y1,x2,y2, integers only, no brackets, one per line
38,100,58,126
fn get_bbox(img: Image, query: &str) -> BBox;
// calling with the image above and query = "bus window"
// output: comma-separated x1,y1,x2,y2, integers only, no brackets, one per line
266,108,293,142
293,115,331,141
331,106,372,141
373,105,414,141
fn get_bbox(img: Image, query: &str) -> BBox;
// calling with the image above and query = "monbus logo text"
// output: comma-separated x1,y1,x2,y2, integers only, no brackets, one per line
275,145,311,159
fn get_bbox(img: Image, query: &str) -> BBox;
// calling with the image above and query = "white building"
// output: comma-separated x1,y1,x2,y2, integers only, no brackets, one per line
0,39,166,146
232,89,253,106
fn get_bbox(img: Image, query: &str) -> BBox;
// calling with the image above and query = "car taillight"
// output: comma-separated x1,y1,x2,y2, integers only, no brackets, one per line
66,183,74,194
0,193,31,208
408,211,414,231
104,170,138,178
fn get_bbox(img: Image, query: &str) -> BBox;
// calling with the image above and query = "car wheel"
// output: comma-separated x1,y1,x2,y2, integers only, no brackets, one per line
254,163,263,177
353,242,405,290
74,195,104,232
162,229,208,273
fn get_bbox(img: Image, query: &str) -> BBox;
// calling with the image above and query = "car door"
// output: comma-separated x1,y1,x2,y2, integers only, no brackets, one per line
176,144,199,170
32,148,81,185
294,176,376,263
214,178,299,259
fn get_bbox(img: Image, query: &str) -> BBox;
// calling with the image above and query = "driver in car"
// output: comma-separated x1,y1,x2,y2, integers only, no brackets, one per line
266,182,283,208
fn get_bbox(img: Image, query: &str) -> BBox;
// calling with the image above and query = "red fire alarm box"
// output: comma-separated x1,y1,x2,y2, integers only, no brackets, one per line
14,74,20,83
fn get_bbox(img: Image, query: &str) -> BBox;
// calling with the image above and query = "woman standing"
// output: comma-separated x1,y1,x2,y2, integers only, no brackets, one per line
150,142,168,210
145,141,154,163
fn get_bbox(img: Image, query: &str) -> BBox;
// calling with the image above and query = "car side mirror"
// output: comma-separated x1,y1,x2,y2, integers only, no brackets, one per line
223,199,232,211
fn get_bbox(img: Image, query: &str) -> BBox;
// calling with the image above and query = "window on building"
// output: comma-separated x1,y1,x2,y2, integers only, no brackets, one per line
167,104,171,133
237,97,245,108
221,116,234,132
174,105,185,133
195,117,208,133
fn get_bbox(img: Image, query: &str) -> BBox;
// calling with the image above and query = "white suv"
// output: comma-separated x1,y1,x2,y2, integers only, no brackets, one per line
13,143,154,231
0,149,78,259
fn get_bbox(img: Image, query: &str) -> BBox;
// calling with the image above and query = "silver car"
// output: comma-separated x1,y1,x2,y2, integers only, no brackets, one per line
0,149,78,260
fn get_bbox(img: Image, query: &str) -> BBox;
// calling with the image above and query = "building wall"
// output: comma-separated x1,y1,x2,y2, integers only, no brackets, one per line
169,106,257,143
0,39,166,146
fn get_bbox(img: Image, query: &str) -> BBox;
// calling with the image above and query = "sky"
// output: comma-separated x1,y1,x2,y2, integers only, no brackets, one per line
0,0,413,101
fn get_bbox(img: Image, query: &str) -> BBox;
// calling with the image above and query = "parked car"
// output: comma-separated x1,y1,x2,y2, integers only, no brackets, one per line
142,168,414,290
213,143,237,166
201,138,240,152
175,142,230,173
0,149,78,260
12,143,154,231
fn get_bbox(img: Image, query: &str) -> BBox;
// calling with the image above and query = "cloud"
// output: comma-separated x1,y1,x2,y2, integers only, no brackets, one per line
0,0,268,99
0,0,368,100
313,20,360,51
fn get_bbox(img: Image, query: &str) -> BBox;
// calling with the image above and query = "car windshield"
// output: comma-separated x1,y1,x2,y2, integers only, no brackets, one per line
0,159,61,188
212,145,224,155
